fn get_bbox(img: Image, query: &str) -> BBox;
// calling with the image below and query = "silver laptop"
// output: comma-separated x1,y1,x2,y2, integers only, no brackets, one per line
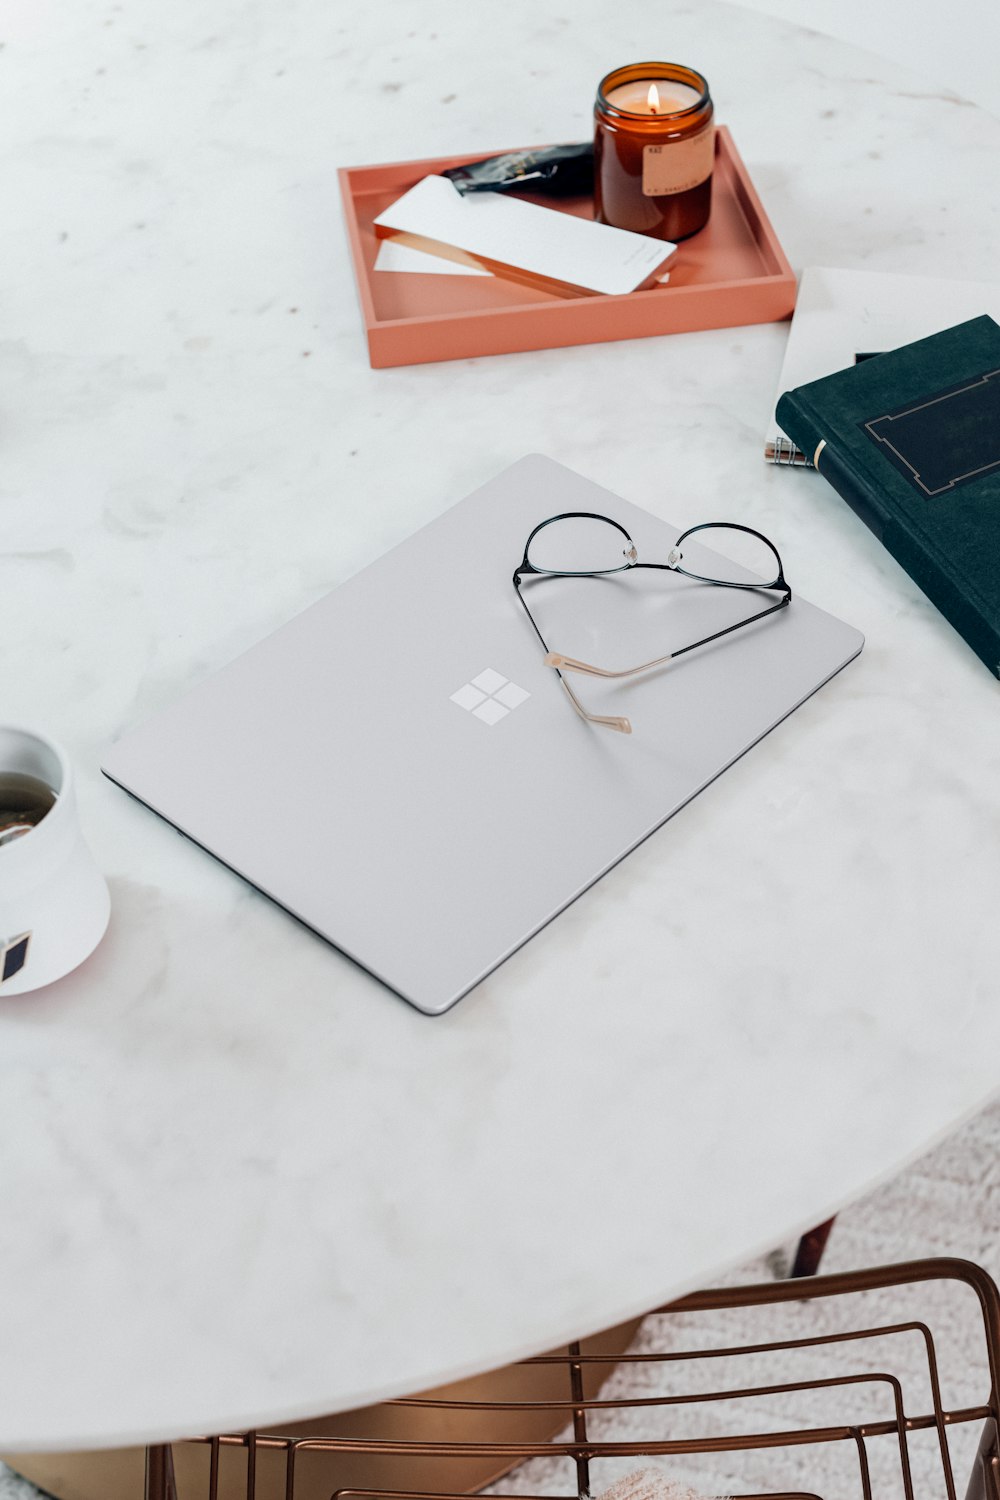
102,455,863,1014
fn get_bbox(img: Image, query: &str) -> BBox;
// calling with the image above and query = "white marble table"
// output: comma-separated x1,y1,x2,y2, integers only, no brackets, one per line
3,0,1000,1457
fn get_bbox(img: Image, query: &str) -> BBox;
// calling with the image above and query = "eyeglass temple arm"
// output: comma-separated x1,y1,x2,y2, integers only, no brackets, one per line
514,577,632,734
559,675,631,735
546,591,792,681
512,571,552,653
546,650,674,680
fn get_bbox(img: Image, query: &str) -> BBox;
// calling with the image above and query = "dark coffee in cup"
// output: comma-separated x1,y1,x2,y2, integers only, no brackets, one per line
0,772,57,848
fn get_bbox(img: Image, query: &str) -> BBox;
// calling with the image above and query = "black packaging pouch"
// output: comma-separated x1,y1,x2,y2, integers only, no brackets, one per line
442,143,594,197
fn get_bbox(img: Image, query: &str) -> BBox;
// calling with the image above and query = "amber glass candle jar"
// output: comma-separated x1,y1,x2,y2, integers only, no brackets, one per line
594,62,714,241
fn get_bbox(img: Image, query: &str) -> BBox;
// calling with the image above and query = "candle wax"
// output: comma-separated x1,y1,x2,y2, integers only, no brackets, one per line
604,79,703,115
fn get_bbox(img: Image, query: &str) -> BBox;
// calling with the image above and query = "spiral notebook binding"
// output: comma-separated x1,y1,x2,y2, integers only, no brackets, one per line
768,435,812,466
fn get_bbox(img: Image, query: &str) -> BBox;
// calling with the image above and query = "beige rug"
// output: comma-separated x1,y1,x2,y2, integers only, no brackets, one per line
4,1098,999,1500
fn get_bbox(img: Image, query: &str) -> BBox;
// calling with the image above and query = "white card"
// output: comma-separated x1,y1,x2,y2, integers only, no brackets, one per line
374,237,671,284
374,175,676,297
374,240,490,276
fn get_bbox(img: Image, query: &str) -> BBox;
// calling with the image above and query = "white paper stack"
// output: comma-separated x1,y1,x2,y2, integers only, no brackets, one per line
374,175,676,297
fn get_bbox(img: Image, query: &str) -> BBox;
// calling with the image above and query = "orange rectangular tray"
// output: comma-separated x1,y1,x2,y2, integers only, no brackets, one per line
339,127,796,368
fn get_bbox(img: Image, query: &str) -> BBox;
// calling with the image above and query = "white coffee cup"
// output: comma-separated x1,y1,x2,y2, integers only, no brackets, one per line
0,725,110,995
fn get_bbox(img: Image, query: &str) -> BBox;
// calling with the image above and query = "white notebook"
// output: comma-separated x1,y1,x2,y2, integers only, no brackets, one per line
767,266,1000,464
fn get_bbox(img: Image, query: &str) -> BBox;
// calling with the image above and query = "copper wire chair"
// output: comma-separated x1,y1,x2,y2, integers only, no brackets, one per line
143,1257,1000,1500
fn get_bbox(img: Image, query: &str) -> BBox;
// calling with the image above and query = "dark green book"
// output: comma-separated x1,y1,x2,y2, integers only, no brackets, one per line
776,314,1000,679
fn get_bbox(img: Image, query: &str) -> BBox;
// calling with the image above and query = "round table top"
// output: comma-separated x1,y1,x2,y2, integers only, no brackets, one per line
4,0,1000,1455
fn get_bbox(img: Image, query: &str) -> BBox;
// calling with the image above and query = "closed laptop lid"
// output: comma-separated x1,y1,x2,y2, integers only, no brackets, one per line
102,455,863,1013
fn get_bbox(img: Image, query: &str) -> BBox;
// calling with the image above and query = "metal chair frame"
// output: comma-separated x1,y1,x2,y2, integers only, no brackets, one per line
143,1257,1000,1500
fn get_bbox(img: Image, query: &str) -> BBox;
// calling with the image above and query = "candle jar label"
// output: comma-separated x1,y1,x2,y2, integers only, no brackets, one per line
642,125,715,196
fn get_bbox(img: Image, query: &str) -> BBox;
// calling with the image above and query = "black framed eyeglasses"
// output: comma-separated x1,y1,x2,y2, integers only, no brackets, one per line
512,511,792,735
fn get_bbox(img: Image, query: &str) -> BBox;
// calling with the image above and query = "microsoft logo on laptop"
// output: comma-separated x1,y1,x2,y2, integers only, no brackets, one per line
450,668,530,726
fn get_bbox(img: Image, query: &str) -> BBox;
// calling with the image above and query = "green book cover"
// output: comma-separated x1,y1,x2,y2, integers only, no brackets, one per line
776,314,1000,679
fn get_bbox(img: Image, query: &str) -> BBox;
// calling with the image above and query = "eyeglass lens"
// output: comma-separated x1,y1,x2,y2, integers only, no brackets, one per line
674,524,782,588
526,514,634,576
526,514,782,591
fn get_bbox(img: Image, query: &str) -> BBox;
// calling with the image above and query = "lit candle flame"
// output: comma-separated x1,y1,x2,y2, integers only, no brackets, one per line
647,82,660,113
